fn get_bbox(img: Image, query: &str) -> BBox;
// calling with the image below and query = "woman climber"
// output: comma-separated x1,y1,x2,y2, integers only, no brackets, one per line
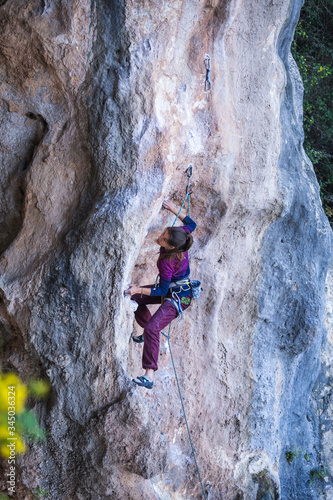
126,199,196,389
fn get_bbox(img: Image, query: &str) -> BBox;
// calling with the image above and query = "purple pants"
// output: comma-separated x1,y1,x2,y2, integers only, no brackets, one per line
131,286,191,371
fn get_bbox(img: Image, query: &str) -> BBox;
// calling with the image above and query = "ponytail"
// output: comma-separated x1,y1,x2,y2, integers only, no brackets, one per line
183,233,193,252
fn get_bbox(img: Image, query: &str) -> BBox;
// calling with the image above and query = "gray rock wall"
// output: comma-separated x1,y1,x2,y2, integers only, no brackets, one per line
251,1,333,497
0,0,332,499
317,261,333,499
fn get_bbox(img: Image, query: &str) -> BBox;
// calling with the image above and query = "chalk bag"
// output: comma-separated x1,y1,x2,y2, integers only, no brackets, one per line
190,280,202,299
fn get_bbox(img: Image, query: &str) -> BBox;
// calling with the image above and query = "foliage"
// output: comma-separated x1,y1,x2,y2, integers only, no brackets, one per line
285,447,312,464
33,487,49,499
291,0,333,226
0,371,50,458
286,447,302,464
285,446,330,488
310,467,328,485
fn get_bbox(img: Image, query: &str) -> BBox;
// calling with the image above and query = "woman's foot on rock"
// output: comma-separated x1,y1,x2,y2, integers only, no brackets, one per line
133,334,144,343
132,375,153,389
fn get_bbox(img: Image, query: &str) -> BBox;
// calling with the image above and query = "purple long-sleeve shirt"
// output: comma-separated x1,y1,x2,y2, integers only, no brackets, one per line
150,216,196,297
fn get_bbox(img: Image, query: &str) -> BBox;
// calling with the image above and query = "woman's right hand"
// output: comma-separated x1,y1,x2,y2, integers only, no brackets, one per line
162,199,177,214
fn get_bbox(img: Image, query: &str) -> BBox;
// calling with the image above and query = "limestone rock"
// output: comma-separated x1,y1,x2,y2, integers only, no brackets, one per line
0,0,332,499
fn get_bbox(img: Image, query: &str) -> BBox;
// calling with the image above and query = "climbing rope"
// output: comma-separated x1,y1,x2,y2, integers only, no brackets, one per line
162,324,208,500
162,167,208,500
172,165,193,225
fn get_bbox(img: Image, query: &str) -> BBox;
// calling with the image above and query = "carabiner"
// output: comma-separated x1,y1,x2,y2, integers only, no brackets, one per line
204,54,211,92
205,80,212,92
186,165,193,178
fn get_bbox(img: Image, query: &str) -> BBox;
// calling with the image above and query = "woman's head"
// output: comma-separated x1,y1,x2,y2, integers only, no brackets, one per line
157,227,193,260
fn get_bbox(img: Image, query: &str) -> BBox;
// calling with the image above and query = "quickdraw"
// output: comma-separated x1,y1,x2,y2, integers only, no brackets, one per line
204,54,211,92
173,165,193,223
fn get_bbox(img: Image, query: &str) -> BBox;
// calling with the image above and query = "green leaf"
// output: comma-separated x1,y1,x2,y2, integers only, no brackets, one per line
18,410,46,441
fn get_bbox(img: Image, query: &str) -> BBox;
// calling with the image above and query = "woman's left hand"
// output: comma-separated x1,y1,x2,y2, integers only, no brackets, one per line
125,285,141,296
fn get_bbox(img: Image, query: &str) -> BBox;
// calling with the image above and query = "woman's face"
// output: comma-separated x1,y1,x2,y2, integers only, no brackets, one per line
156,229,174,250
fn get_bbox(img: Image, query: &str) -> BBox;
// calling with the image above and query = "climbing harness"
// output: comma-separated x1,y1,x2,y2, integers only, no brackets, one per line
204,54,211,92
167,277,191,316
169,277,192,294
154,273,201,317
161,168,207,500
165,278,202,317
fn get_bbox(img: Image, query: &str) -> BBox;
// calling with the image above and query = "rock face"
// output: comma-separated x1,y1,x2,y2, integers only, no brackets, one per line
0,0,332,499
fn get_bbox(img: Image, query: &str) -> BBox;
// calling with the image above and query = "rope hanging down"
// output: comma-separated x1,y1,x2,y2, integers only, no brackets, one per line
162,323,208,500
162,167,208,500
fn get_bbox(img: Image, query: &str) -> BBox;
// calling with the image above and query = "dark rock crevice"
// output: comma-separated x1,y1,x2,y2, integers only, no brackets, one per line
0,297,47,389
0,104,49,255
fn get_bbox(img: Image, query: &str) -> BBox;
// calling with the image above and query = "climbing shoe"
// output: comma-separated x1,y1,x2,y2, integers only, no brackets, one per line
133,334,144,343
132,375,153,389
